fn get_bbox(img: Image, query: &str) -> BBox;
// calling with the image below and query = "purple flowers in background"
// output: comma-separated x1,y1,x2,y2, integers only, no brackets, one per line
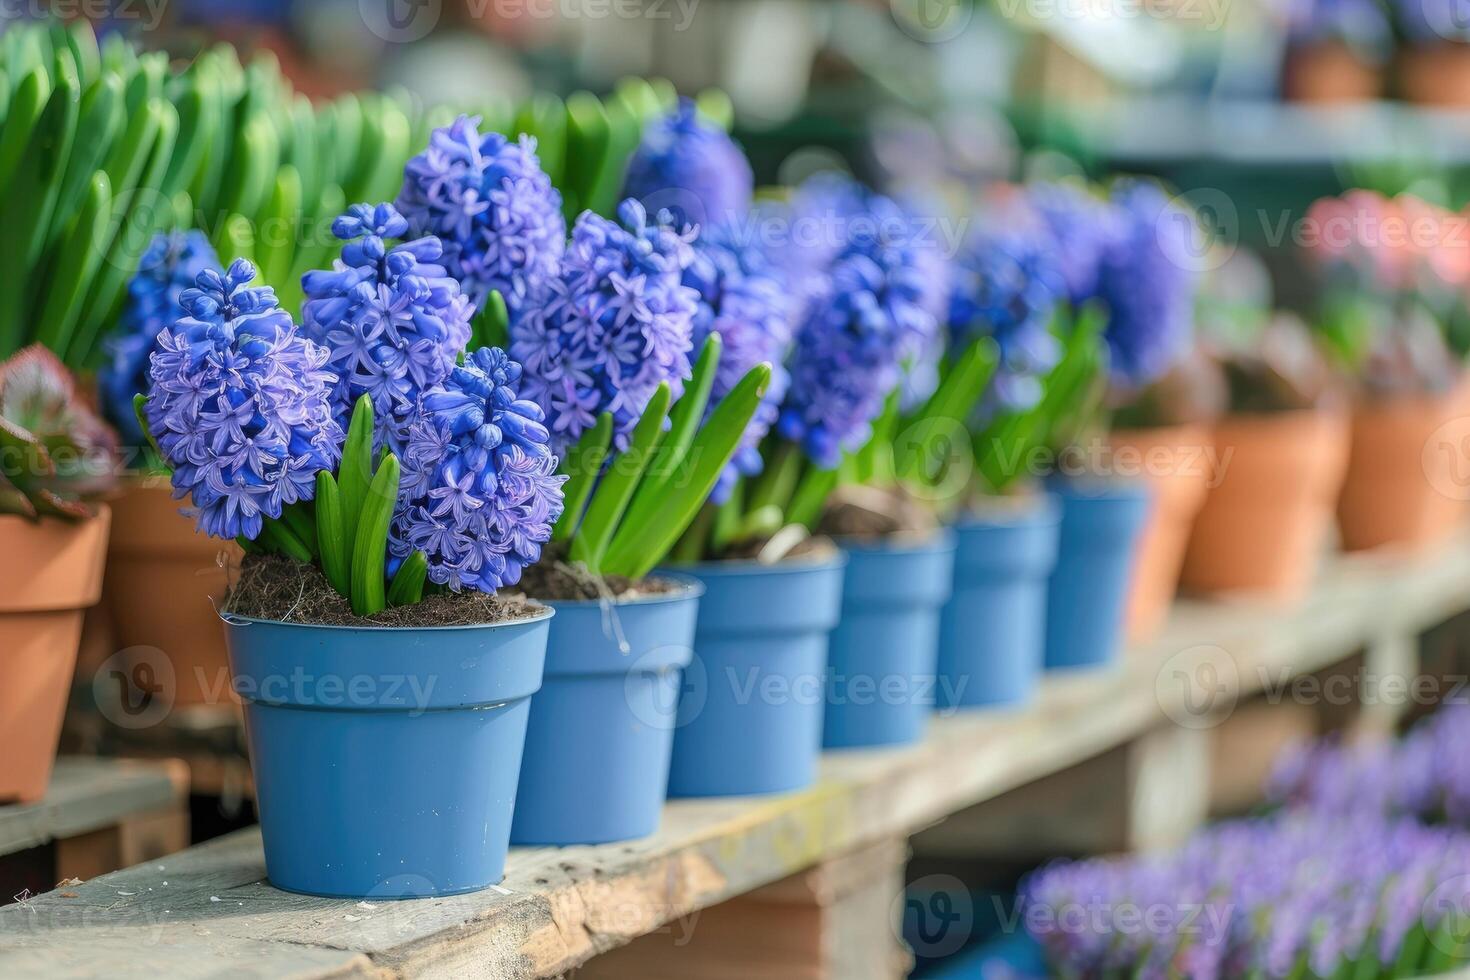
510,200,698,454
1024,811,1470,979
622,98,754,230
1095,180,1198,388
777,194,942,468
145,259,341,541
949,217,1065,413
300,203,473,457
1026,181,1119,310
1267,705,1470,825
682,219,792,499
99,230,220,446
396,115,566,320
393,347,564,593
1285,0,1392,48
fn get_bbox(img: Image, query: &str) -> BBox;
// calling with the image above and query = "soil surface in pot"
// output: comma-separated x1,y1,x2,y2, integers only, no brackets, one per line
224,554,542,626
512,549,682,602
815,485,938,543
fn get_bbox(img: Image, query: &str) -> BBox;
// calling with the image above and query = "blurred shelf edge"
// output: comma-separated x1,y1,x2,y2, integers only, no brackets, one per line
5,535,1470,979
1060,96,1470,165
0,758,189,889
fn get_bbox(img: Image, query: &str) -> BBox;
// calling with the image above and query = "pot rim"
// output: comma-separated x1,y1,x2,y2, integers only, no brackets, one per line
664,549,849,577
534,571,706,609
218,603,555,633
833,528,956,557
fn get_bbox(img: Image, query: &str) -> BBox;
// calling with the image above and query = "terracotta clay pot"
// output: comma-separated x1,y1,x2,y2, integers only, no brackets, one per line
0,507,111,803
104,478,240,707
1338,390,1469,552
1181,410,1350,600
1108,425,1214,644
1284,41,1382,104
1399,43,1470,108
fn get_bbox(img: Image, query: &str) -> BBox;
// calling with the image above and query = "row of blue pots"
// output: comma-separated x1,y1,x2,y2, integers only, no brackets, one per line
220,480,1152,899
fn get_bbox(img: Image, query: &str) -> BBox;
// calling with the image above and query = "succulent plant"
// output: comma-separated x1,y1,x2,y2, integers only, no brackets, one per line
0,345,119,519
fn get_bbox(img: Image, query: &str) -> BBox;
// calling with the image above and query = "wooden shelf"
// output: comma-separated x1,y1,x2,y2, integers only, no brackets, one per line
4,538,1469,978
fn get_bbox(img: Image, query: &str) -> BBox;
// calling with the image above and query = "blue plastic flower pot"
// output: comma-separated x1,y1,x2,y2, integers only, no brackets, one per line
1044,479,1153,671
936,497,1062,709
666,554,847,797
221,608,553,899
511,578,702,845
823,533,956,749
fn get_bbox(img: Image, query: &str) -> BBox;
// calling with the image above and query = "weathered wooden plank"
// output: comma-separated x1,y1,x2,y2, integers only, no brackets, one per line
4,536,1469,979
0,759,186,858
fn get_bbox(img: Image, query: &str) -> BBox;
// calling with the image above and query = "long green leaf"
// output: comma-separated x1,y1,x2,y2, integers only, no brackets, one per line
36,171,110,360
387,551,428,608
620,333,721,533
46,72,121,256
338,395,375,578
570,383,671,569
350,453,400,617
315,471,350,597
552,411,614,543
603,363,771,578
0,68,51,199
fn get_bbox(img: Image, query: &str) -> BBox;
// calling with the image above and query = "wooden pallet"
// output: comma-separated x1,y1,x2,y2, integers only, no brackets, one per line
0,758,188,899
4,537,1470,978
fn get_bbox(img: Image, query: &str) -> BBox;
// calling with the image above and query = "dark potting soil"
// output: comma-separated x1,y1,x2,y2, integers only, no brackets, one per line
816,485,938,542
511,546,681,602
718,531,842,563
223,553,544,627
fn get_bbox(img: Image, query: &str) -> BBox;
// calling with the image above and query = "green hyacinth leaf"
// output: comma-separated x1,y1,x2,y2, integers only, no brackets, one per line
257,166,301,292
552,411,614,544
46,72,121,256
36,171,110,360
621,333,720,534
570,382,671,570
350,452,400,618
315,471,350,598
564,91,610,221
387,551,428,608
0,68,50,200
603,363,771,579
338,395,376,577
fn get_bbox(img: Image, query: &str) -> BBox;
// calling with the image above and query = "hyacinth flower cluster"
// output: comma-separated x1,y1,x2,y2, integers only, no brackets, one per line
144,260,343,542
1026,181,1121,311
99,231,221,448
776,192,941,470
680,219,793,500
510,199,698,455
621,98,754,229
1093,179,1199,389
1024,811,1470,979
300,203,473,456
1286,0,1391,51
390,348,566,593
1267,705,1470,825
948,211,1066,415
395,115,567,324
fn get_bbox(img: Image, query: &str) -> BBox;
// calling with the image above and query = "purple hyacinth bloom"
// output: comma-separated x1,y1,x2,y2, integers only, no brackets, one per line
680,219,793,500
396,115,566,320
145,259,342,541
1392,0,1470,43
777,194,942,468
301,202,473,457
99,230,221,446
622,98,754,230
949,216,1065,413
1027,180,1122,309
393,347,565,592
1095,179,1199,387
510,199,698,454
